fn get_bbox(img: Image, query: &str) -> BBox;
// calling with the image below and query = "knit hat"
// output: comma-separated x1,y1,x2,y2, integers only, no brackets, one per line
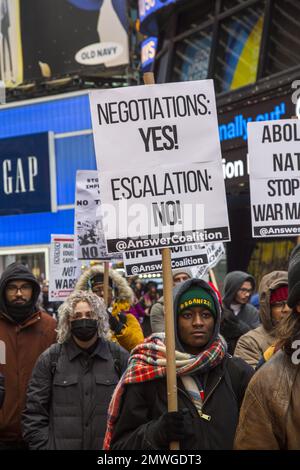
288,244,300,308
90,273,113,289
172,268,193,281
178,286,217,319
270,286,288,305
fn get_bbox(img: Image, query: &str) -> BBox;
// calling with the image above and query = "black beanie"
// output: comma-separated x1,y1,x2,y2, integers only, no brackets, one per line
287,244,300,308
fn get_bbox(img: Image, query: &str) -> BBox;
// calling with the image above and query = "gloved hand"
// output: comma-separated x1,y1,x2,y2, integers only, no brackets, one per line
147,409,193,447
108,310,127,335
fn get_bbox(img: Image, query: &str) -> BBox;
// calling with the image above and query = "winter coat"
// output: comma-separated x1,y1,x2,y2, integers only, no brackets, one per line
22,338,129,450
234,271,288,368
110,279,254,450
0,263,56,442
221,271,259,354
150,297,165,333
234,350,300,449
75,265,144,351
112,313,144,351
0,374,4,409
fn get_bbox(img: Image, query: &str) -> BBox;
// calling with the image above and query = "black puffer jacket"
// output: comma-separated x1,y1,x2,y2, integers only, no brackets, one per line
22,339,129,450
110,279,254,450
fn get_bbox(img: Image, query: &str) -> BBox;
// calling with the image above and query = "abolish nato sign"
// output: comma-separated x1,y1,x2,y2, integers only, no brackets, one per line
0,132,57,215
248,119,300,237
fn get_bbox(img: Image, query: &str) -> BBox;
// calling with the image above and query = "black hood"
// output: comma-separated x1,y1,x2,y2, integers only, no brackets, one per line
0,262,40,317
173,278,222,352
222,271,255,308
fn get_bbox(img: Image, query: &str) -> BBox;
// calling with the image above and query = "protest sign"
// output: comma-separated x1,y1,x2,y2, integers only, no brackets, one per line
74,170,121,260
123,242,224,277
248,120,300,237
123,243,208,276
49,234,82,301
89,80,230,252
191,242,225,278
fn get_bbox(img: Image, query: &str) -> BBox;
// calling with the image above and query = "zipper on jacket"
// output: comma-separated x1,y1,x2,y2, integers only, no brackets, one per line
178,374,223,421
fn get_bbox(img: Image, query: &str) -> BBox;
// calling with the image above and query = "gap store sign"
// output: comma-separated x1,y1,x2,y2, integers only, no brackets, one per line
0,132,57,216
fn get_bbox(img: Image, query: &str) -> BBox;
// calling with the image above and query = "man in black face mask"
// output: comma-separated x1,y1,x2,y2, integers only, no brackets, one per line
0,262,56,450
22,290,129,450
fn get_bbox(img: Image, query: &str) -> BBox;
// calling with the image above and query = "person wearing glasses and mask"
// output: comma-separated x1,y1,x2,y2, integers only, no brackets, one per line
0,262,56,450
234,271,291,368
221,271,259,354
22,291,128,450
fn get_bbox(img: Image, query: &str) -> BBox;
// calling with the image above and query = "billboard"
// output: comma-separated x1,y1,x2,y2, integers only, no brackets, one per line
20,0,129,81
0,0,23,88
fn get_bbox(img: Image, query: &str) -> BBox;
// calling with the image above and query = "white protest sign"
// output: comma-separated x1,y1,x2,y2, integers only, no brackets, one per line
90,80,222,171
123,243,209,276
90,80,230,252
49,234,82,301
248,120,300,237
190,242,225,278
74,170,122,260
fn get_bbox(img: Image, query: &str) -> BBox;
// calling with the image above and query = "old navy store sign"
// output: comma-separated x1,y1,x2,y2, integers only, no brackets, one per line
0,132,57,216
219,101,286,143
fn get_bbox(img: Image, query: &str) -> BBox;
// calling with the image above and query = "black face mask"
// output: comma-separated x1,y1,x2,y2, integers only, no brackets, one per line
71,319,98,341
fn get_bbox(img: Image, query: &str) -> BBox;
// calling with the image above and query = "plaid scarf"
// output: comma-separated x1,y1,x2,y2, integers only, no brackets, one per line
103,332,227,450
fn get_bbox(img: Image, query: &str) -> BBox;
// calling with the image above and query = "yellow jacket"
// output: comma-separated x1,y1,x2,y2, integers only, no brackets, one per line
111,313,144,352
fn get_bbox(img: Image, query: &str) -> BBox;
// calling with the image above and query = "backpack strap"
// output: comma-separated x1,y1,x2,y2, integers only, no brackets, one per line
224,355,244,409
49,343,62,377
108,341,122,378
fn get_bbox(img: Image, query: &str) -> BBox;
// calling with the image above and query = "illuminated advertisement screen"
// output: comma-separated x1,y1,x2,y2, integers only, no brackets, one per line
139,0,181,33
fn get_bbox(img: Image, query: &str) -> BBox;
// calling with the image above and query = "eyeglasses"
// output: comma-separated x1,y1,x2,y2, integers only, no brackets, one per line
272,301,288,310
6,284,32,294
238,288,253,294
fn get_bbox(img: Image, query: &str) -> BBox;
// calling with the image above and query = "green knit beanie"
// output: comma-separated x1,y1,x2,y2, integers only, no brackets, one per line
178,286,217,319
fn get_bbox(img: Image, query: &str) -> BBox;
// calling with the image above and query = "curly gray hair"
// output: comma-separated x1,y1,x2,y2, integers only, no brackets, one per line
56,290,111,344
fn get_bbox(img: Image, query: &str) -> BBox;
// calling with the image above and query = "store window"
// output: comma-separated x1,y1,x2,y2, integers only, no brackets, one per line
172,26,213,81
247,240,295,288
175,1,214,34
264,0,300,76
214,2,264,93
0,251,47,282
221,0,247,12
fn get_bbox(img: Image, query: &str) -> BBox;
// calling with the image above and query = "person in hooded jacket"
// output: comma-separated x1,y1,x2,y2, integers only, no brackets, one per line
22,290,129,450
221,271,259,354
103,279,254,450
234,271,291,368
234,244,300,449
75,265,144,352
0,262,56,449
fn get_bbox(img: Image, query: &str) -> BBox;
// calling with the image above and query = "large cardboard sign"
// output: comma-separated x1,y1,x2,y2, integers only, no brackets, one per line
248,120,300,237
49,234,81,301
89,80,230,252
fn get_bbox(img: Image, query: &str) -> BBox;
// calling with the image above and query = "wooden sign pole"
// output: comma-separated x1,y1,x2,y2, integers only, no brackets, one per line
143,71,179,451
